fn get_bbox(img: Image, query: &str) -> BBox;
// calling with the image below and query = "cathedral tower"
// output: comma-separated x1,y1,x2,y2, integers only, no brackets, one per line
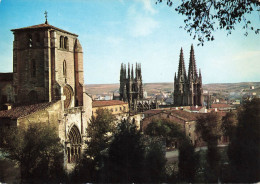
174,45,202,106
119,63,143,110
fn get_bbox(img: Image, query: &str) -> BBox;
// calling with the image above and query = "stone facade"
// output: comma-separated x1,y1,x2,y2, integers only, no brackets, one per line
0,20,92,169
174,45,203,106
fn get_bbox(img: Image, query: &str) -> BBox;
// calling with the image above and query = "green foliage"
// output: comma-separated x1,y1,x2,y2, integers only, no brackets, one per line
86,108,116,159
227,98,260,182
106,119,145,182
221,111,237,141
145,117,199,182
196,112,222,182
156,0,260,45
71,108,116,182
70,155,97,183
143,136,167,182
178,138,199,182
144,118,184,147
0,123,65,182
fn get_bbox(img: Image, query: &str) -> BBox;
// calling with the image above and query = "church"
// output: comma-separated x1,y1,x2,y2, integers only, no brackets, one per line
118,63,157,113
173,45,203,106
0,16,92,168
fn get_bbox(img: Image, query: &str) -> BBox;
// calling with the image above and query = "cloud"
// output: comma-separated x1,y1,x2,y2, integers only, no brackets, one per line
130,16,159,37
127,5,159,37
137,0,157,14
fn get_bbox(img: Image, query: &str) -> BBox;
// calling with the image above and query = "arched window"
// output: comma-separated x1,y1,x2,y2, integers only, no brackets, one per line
60,36,64,48
67,125,82,163
28,34,33,48
64,37,68,49
63,60,67,77
31,59,36,77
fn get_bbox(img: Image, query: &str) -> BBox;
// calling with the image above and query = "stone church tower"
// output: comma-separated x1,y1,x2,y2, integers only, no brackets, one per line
0,17,93,167
11,19,84,108
174,45,202,106
119,63,143,111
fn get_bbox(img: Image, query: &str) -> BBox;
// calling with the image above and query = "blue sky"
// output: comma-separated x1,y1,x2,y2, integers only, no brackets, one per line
0,0,259,84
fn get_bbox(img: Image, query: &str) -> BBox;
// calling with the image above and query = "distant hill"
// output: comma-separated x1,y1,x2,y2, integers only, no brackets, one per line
85,82,260,96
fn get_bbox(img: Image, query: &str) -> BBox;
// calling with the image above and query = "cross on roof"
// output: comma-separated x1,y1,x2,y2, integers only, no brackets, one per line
44,11,48,24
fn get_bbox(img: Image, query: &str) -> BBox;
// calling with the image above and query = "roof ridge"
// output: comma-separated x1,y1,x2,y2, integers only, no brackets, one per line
11,23,78,36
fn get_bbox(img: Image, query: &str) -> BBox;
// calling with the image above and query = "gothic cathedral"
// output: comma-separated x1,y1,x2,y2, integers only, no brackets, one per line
119,63,143,109
174,45,203,106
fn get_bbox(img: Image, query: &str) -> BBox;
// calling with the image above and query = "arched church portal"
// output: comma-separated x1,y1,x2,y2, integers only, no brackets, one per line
67,125,82,163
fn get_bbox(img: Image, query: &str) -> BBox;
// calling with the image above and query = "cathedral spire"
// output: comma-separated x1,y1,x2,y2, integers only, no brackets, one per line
177,47,186,80
131,64,134,79
128,63,130,79
188,44,198,81
135,62,138,79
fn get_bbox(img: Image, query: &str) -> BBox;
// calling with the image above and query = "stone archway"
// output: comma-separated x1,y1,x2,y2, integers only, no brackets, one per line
67,125,82,163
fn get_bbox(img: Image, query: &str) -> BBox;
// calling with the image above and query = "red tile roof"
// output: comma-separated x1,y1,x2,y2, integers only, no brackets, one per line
170,110,200,121
11,23,78,36
190,106,204,111
0,73,13,82
0,102,54,119
211,104,231,108
143,109,164,115
92,100,127,108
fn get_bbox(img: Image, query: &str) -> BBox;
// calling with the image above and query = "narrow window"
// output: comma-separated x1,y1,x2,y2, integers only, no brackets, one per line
63,60,67,78
64,37,68,49
60,36,64,48
31,59,36,77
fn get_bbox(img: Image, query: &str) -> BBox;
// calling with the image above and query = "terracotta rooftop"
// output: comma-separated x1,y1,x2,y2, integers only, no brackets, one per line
0,102,54,119
211,104,231,108
0,73,13,82
190,106,204,111
11,23,78,36
143,109,164,115
92,100,127,108
170,110,200,121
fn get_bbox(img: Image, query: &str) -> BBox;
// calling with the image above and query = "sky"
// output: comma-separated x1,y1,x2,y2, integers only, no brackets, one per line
0,0,259,84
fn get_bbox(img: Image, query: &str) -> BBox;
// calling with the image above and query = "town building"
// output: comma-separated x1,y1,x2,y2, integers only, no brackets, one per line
0,17,92,169
173,45,203,106
142,109,228,148
92,100,128,117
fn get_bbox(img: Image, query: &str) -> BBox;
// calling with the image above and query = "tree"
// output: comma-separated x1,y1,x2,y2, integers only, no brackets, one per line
145,118,199,182
156,0,260,45
227,98,260,182
85,108,116,159
106,119,146,183
143,136,167,182
72,108,116,182
178,138,199,182
0,122,65,183
221,111,238,141
196,112,222,182
144,118,184,147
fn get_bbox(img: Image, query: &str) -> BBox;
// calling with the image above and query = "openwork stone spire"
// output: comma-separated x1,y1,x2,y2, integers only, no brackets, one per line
188,44,198,81
177,47,187,81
